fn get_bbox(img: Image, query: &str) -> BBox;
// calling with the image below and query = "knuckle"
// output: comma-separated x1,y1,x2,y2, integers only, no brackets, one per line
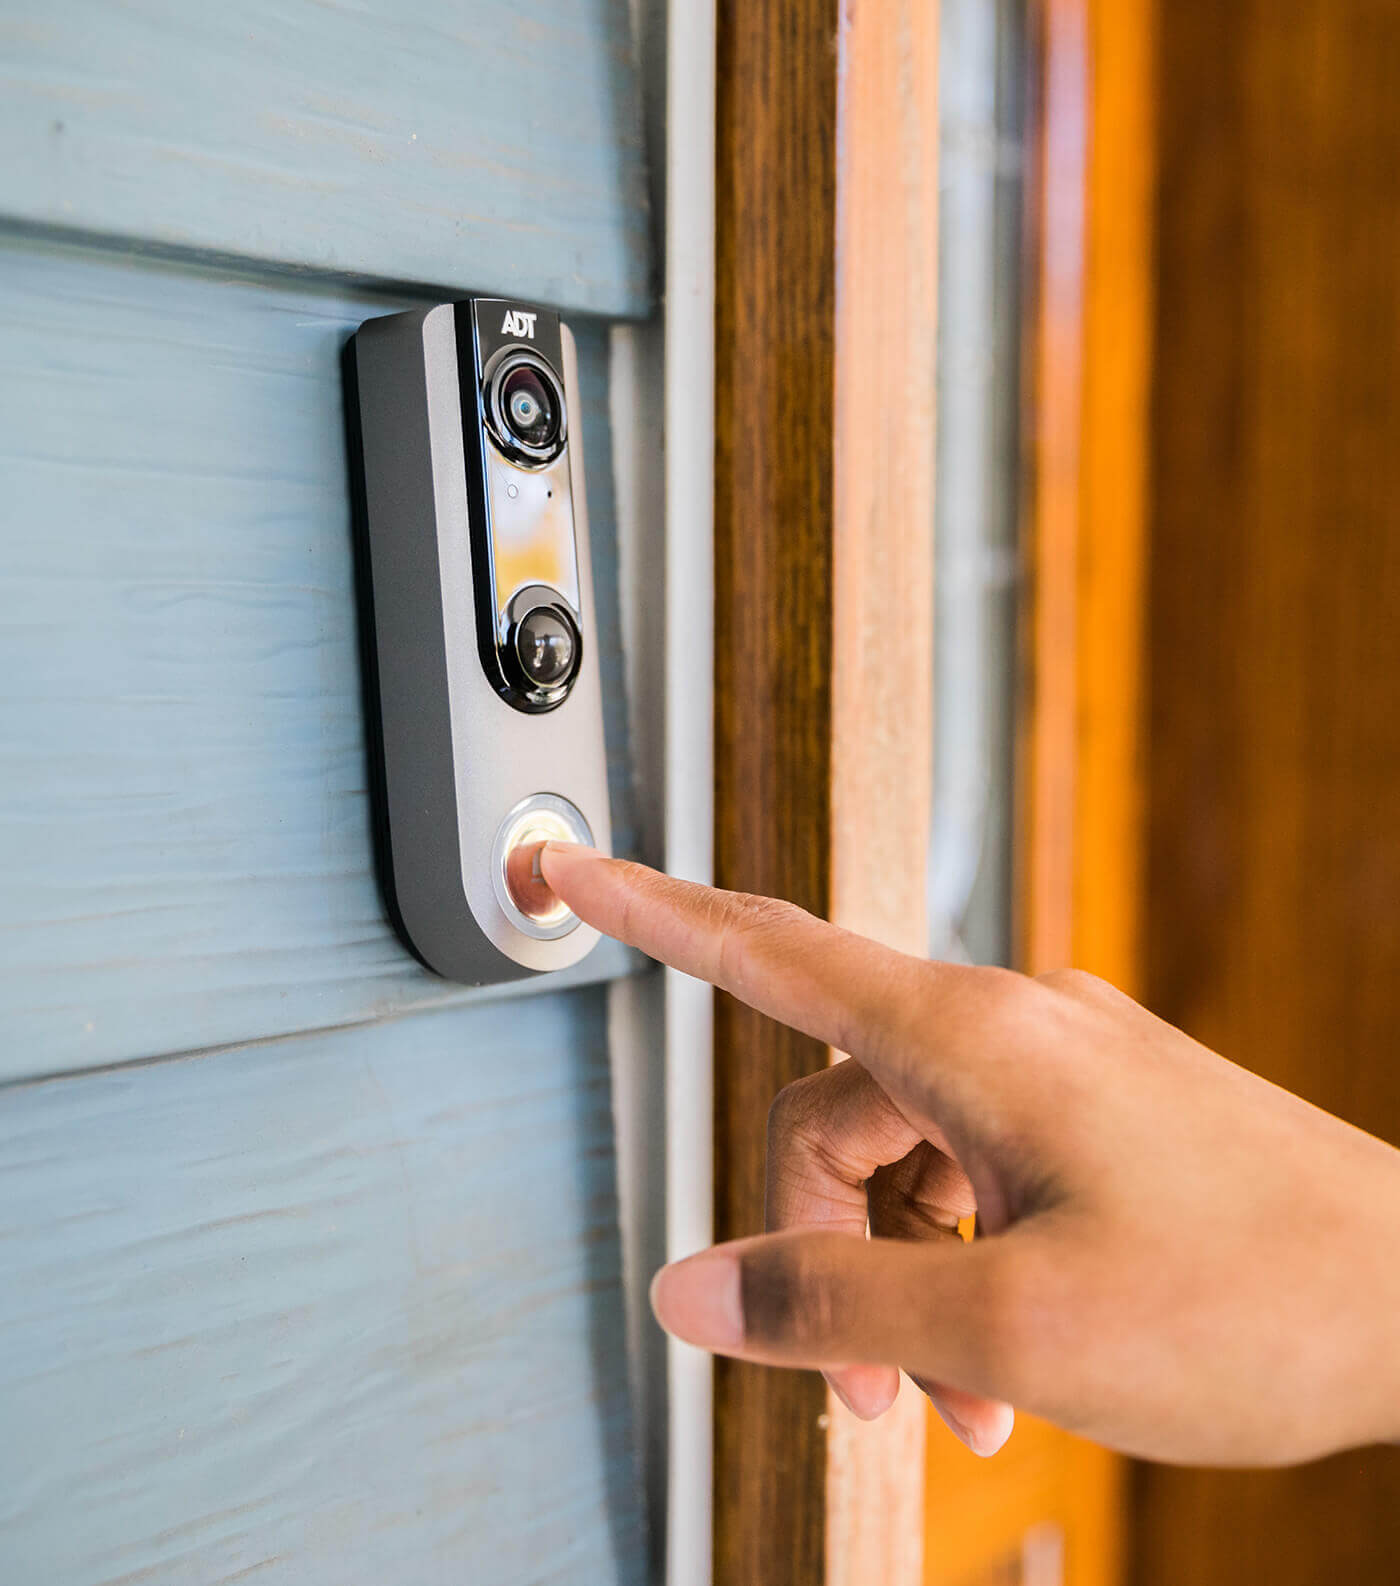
720,890,805,934
969,968,1111,1075
1037,966,1112,1000
614,875,639,946
966,963,1038,1011
744,1238,856,1352
712,893,808,994
766,1074,821,1144
765,1068,855,1176
803,1268,856,1349
956,965,1045,1045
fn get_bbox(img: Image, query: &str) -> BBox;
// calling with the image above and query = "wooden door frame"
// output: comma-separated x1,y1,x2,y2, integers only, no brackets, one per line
1020,0,1154,995
1010,0,1157,1580
712,0,1156,1574
712,2,937,1582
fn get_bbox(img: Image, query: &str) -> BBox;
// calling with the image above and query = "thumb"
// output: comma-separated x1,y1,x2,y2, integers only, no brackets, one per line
650,1228,1022,1410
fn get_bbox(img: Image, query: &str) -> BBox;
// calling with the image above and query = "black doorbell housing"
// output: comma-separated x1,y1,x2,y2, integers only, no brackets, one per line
345,298,611,983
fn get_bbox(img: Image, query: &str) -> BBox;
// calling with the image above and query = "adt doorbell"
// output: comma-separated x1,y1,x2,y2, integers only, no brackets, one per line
345,298,611,982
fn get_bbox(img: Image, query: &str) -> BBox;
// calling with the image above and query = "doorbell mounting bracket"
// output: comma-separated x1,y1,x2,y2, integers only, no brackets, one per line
345,297,611,983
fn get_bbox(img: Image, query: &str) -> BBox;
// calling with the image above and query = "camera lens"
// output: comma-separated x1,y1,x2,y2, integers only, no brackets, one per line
500,363,559,450
513,605,577,690
485,350,567,465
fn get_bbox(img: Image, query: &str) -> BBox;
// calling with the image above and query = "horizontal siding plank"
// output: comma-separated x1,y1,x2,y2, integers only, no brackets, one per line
0,0,650,316
0,237,640,1081
0,990,645,1585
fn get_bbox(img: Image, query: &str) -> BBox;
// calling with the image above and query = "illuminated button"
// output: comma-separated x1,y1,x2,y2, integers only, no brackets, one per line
490,793,594,940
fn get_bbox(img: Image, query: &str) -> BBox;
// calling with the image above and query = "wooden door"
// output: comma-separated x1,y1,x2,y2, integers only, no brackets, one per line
1134,0,1400,1579
1016,0,1400,1578
0,8,652,1582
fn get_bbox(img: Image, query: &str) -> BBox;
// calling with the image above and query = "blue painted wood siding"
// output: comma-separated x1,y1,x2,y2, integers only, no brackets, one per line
0,992,644,1584
0,5,651,1582
0,1,651,316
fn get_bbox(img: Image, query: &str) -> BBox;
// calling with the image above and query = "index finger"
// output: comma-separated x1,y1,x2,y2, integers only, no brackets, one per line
537,842,1005,1097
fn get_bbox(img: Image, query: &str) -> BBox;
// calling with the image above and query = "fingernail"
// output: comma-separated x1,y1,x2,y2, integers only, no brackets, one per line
650,1252,743,1351
935,1404,978,1451
823,1371,861,1418
970,1404,1016,1457
541,841,603,862
930,1400,1014,1458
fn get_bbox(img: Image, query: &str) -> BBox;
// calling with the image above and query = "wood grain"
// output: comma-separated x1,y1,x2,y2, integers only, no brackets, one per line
1135,0,1400,1578
0,236,639,1081
0,0,650,316
714,0,837,1576
827,3,939,1584
715,0,941,1579
0,989,645,1585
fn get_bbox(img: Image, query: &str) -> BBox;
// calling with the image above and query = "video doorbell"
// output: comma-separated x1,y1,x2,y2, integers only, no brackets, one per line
345,298,611,983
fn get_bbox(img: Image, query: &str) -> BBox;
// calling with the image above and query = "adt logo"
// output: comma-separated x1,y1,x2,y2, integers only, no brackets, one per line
501,309,537,340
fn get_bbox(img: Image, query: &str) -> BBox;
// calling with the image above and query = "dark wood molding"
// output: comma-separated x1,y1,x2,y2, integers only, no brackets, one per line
713,2,838,1581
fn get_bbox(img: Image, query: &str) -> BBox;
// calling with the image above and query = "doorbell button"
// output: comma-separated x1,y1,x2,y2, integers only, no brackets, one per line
504,834,569,927
491,793,594,940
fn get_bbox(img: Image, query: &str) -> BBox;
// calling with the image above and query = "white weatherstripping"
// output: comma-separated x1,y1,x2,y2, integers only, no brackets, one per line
612,0,716,1575
663,0,717,1583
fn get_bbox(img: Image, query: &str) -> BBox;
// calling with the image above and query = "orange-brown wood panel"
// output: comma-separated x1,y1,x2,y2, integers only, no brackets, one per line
1134,1,1400,1581
1021,0,1153,993
927,1418,1125,1586
948,0,1158,1578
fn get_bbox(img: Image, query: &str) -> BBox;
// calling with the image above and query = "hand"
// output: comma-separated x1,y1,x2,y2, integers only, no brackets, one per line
539,843,1400,1465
